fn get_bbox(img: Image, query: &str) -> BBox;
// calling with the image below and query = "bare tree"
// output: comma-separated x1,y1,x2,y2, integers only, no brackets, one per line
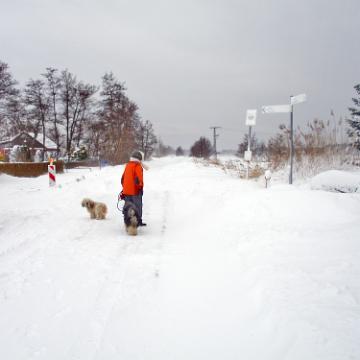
98,72,140,163
0,61,17,99
190,137,212,158
87,120,105,158
42,68,62,152
137,120,157,160
0,61,18,138
24,79,50,160
74,92,96,149
4,90,27,136
60,70,97,160
1,62,159,164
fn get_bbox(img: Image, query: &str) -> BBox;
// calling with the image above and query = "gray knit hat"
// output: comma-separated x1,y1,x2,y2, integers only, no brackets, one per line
131,151,143,161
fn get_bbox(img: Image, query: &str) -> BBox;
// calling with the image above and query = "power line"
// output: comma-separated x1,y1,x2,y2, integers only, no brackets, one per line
221,127,278,135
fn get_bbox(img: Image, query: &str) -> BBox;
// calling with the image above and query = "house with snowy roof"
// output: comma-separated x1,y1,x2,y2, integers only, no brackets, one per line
0,132,58,161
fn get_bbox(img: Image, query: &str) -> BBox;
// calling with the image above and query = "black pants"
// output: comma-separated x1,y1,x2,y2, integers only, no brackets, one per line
124,194,143,221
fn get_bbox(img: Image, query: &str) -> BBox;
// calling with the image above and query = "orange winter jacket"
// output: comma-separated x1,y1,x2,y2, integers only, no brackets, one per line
121,161,144,195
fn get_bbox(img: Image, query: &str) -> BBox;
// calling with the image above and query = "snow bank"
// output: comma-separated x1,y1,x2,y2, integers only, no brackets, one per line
310,170,360,193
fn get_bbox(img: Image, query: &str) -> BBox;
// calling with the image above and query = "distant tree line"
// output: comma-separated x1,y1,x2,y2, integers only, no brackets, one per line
3,60,357,166
0,60,163,163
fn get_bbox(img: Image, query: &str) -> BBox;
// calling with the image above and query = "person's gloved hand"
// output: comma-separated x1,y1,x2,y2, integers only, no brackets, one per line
119,191,125,200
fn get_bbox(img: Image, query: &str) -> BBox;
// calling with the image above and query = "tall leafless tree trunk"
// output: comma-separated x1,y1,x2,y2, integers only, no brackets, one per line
24,79,49,160
42,68,61,158
60,70,96,161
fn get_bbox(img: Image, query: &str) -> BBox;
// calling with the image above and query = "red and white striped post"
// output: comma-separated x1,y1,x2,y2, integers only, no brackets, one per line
48,159,56,187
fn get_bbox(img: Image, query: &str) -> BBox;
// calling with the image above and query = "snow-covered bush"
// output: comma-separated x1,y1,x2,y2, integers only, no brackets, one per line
34,149,43,162
194,157,268,179
72,146,88,161
9,145,30,162
9,145,20,162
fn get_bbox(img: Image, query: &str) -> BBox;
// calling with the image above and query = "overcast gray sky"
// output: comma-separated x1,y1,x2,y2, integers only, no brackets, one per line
1,0,359,149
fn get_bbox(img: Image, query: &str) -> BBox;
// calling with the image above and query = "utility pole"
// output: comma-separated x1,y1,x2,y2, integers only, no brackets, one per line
247,125,252,151
289,98,294,184
209,126,221,159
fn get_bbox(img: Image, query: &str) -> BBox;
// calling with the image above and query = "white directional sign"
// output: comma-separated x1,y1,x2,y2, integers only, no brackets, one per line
291,93,307,105
244,150,252,161
261,104,291,114
245,109,257,126
261,93,307,185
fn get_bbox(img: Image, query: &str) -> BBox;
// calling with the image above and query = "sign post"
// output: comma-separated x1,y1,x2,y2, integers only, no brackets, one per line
289,101,294,184
245,109,257,179
262,94,306,184
264,170,272,188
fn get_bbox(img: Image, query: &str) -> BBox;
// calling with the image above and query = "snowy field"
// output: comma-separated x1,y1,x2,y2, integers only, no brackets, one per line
1,156,360,360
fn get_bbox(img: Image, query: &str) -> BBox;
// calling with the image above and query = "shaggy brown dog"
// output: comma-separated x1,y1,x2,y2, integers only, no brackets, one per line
81,198,107,220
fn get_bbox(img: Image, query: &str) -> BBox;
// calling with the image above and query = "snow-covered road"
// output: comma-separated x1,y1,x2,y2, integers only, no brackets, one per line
1,157,360,359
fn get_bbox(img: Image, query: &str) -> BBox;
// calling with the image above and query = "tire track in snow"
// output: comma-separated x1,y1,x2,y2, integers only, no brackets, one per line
66,245,130,360
160,190,170,236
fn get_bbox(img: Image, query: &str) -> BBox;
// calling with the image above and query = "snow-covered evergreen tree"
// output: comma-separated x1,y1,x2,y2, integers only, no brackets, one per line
347,84,360,149
9,145,30,162
72,145,88,160
9,145,20,162
34,149,43,162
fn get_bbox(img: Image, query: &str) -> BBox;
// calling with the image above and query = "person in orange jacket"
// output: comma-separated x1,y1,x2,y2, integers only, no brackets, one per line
121,151,146,226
